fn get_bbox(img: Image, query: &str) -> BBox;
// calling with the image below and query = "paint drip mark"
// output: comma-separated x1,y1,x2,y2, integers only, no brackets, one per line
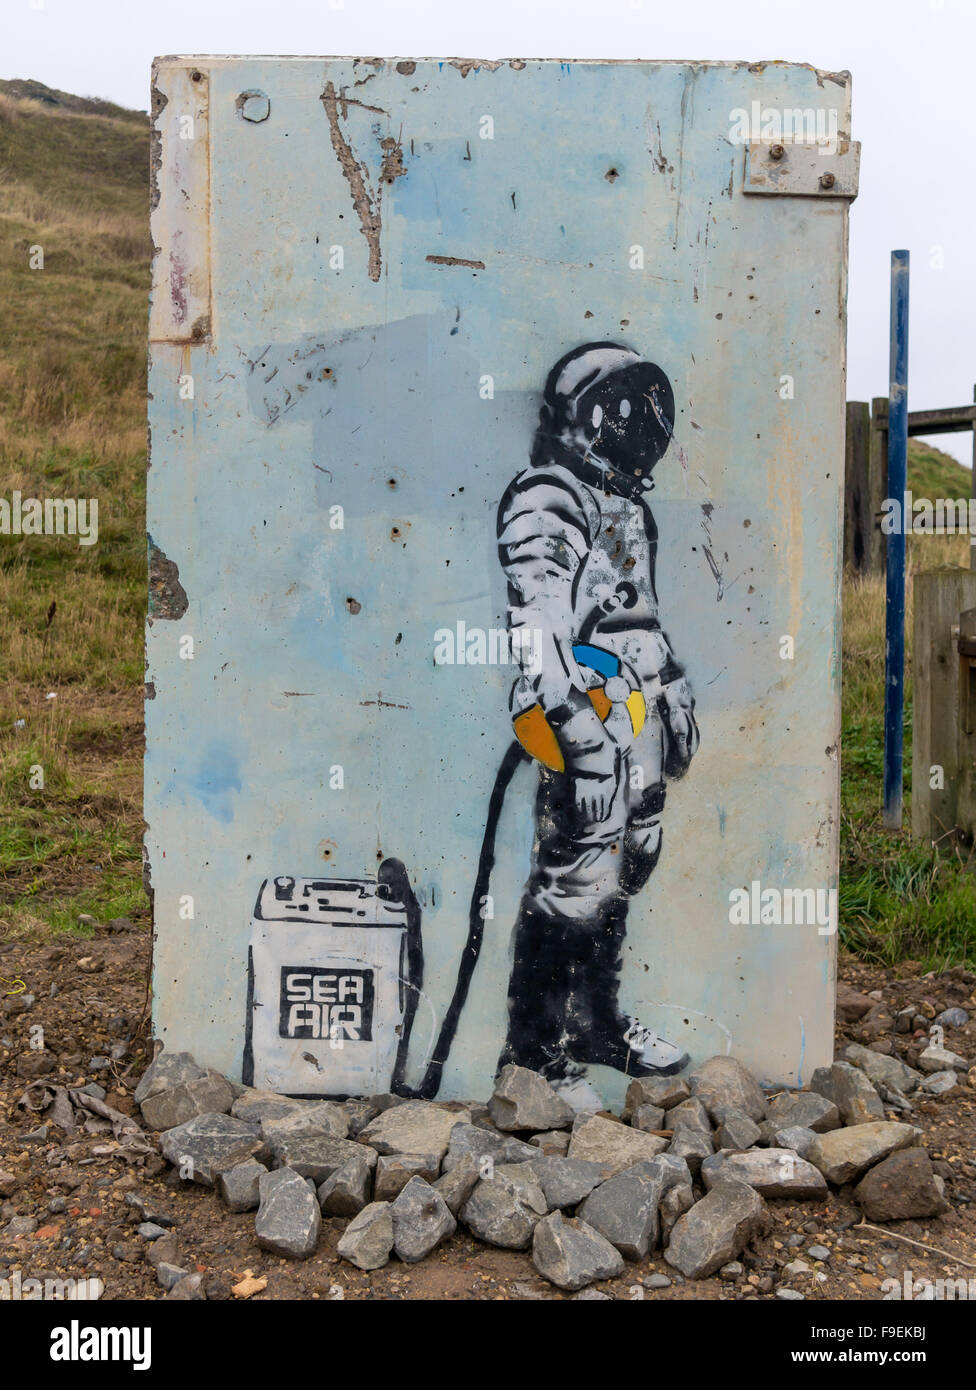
700,501,726,600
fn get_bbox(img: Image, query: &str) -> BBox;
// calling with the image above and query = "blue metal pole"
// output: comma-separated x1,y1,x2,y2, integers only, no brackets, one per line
883,249,910,828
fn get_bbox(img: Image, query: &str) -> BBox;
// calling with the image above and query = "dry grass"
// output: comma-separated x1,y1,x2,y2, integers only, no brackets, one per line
0,88,148,937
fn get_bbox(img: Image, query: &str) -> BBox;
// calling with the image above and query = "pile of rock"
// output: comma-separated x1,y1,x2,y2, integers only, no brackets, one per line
134,1044,961,1296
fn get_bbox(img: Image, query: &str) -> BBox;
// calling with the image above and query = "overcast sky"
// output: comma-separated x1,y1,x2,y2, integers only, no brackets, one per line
3,0,974,465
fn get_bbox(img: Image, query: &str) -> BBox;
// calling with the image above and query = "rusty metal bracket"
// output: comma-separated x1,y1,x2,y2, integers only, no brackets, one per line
743,139,860,198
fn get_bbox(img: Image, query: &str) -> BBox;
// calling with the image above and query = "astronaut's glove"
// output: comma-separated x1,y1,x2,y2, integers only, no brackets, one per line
658,676,700,779
549,697,620,825
570,768,618,824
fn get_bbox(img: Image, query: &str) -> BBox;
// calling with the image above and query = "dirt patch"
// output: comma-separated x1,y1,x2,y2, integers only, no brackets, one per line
2,932,974,1300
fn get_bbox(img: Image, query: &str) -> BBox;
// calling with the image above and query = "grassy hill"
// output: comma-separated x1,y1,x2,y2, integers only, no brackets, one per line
0,81,150,935
908,438,972,502
0,79,972,965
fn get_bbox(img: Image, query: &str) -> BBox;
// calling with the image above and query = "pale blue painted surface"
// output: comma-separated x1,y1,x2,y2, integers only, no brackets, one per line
147,57,851,1106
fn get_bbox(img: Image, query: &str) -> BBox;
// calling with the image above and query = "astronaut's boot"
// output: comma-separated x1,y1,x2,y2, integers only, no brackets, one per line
496,900,575,1080
564,898,689,1077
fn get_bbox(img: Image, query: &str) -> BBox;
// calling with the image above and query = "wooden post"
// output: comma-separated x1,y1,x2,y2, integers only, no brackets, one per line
844,401,871,572
911,570,976,844
868,396,889,575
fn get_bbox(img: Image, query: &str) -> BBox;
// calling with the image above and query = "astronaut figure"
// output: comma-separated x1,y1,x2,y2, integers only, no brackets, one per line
496,342,699,1096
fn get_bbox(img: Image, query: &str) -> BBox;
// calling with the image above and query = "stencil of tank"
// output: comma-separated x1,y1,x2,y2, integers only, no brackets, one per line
243,861,422,1098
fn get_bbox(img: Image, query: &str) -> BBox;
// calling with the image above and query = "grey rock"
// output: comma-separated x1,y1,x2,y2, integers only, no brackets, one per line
895,1006,916,1034
262,1101,349,1145
136,1222,167,1240
433,1154,481,1216
255,1168,321,1259
461,1174,546,1250
134,1051,205,1105
624,1076,691,1115
664,1179,767,1279
807,1244,830,1261
337,1201,394,1270
659,1184,694,1244
667,1126,714,1176
442,1122,540,1172
489,1065,575,1132
159,1112,267,1185
808,1066,834,1102
933,1007,969,1029
644,1272,672,1289
573,1287,612,1299
766,1091,840,1133
509,1281,548,1300
344,1099,382,1137
642,1152,694,1193
772,1126,818,1159
532,1211,625,1290
359,1100,468,1161
631,1104,667,1133
390,1177,456,1262
777,1288,805,1300
719,1260,744,1280
567,1114,668,1174
782,1258,812,1278
216,1160,265,1213
6,1216,37,1236
373,1153,440,1202
272,1133,371,1185
166,1273,205,1300
755,1120,779,1146
918,1045,970,1074
527,1156,611,1210
715,1108,762,1151
577,1160,665,1258
493,1163,549,1211
140,1069,236,1131
230,1090,309,1126
827,1061,885,1125
669,1097,712,1134
807,1121,921,1184
877,1083,914,1114
145,1233,180,1270
124,1192,175,1227
156,1263,189,1292
317,1152,372,1216
843,1044,922,1095
528,1130,571,1156
853,1148,949,1221
701,1148,828,1199
918,1070,957,1096
687,1056,767,1122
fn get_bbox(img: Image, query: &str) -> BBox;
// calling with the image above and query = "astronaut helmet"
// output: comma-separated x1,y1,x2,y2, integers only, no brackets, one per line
538,342,675,483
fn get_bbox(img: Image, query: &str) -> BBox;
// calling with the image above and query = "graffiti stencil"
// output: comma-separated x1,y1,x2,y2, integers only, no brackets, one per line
496,344,699,1105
